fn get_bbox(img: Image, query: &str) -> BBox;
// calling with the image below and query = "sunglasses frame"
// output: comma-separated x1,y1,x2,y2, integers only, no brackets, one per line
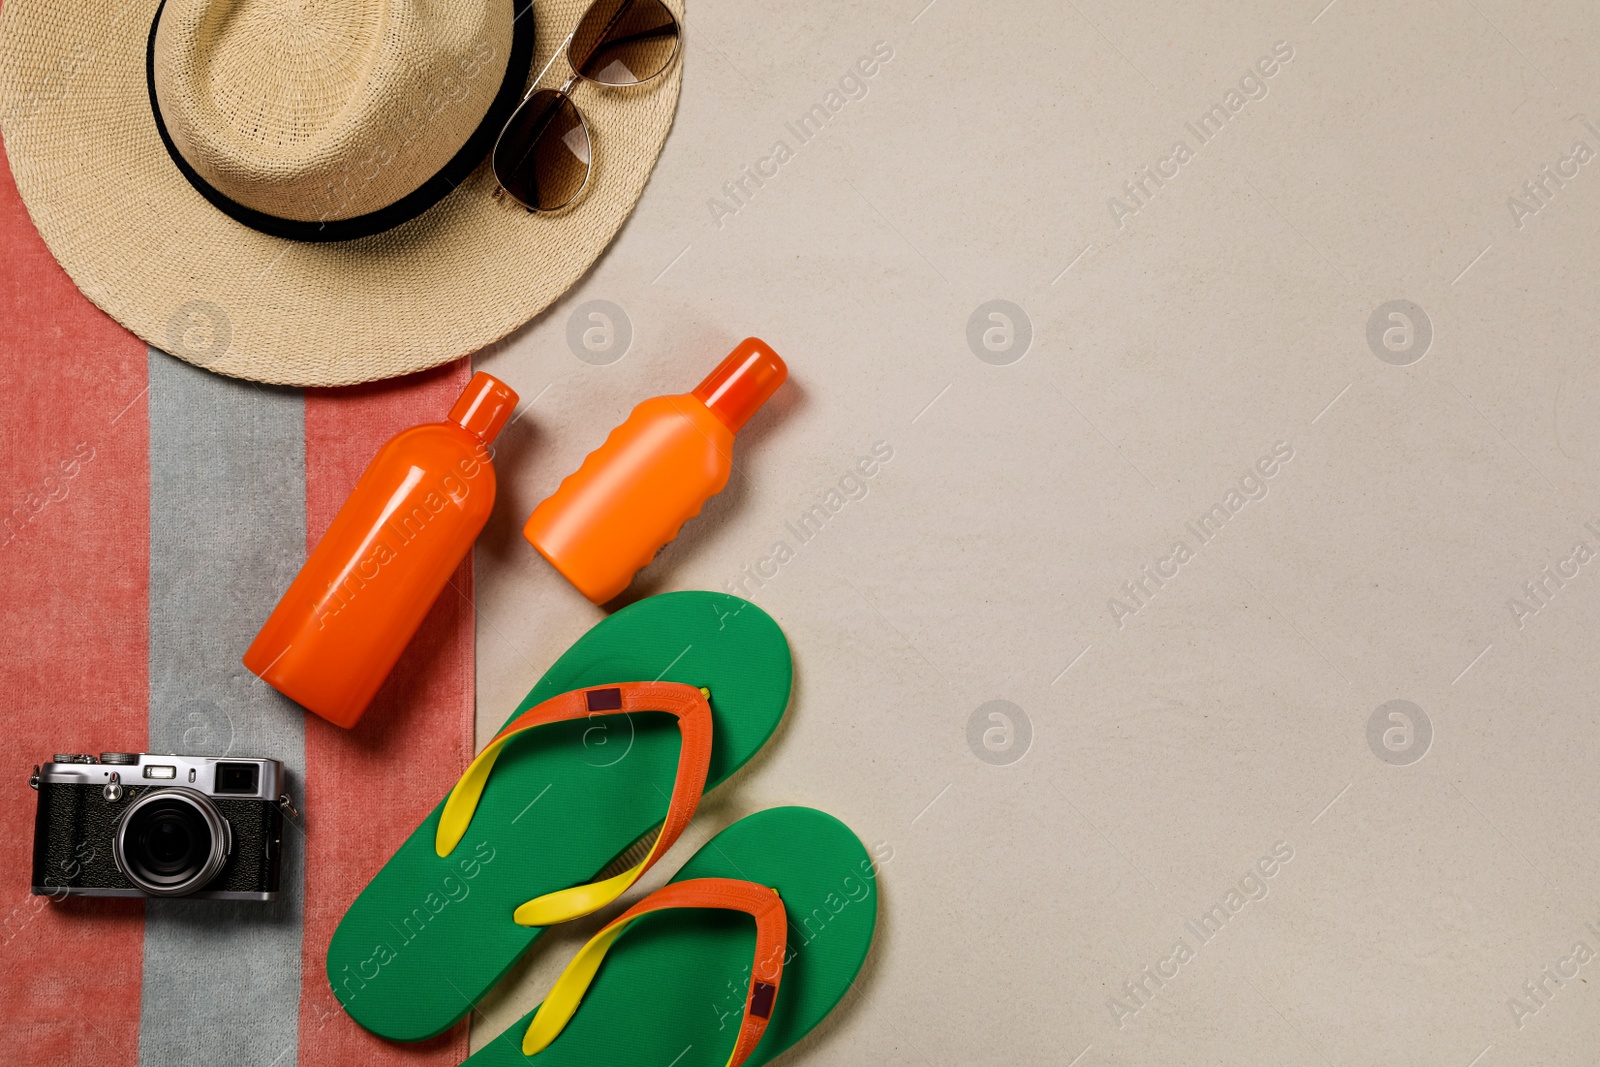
491,0,682,213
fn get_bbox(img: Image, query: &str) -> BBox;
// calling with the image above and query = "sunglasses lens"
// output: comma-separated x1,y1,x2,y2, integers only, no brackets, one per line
570,0,680,86
493,90,591,211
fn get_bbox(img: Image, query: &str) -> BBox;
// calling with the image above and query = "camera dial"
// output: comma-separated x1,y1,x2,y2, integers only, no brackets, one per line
113,788,232,897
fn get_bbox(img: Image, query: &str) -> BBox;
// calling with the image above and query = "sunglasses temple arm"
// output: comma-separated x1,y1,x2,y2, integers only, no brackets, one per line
522,31,577,104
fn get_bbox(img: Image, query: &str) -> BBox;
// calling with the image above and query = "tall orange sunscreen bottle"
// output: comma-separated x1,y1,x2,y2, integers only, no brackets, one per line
524,337,786,604
245,372,518,728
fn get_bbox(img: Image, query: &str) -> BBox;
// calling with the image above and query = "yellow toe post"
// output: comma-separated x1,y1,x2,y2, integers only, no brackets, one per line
521,921,630,1055
436,681,715,929
435,736,511,856
513,862,644,927
520,876,787,1065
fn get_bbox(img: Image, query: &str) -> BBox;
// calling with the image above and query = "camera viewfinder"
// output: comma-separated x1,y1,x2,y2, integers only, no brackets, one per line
214,762,260,794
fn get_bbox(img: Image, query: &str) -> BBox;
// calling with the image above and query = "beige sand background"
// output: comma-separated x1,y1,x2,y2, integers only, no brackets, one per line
471,0,1600,1062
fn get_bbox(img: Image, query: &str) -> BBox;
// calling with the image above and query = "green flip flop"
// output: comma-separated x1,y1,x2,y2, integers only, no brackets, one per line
327,591,792,1041
466,807,880,1067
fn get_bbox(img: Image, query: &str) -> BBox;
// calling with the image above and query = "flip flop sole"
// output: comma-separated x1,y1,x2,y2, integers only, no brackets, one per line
327,591,791,1041
467,807,880,1067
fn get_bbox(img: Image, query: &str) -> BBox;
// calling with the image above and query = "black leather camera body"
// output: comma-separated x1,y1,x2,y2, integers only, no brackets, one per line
32,753,288,900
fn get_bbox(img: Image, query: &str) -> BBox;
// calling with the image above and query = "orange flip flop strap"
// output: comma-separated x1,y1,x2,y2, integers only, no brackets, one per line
521,877,788,1065
433,681,713,926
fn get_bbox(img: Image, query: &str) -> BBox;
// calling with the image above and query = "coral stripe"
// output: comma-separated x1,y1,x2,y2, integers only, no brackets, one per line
0,139,150,1063
297,361,477,1065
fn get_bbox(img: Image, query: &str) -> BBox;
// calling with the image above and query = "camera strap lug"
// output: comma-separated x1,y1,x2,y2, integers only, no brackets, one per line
29,765,40,790
277,793,301,823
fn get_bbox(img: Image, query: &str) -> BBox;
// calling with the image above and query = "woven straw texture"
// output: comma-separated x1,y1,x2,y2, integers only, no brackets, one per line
153,0,512,222
0,0,683,386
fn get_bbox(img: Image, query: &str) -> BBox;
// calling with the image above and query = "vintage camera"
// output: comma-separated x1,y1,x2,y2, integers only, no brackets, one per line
31,753,293,900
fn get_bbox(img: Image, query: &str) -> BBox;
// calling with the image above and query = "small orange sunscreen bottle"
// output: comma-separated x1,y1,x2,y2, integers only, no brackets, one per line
245,372,518,728
524,337,787,604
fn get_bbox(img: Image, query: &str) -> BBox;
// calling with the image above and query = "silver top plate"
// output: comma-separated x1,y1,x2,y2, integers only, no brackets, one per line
38,754,283,801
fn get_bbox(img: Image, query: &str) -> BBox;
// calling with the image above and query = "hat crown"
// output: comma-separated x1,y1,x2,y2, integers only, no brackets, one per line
152,0,512,223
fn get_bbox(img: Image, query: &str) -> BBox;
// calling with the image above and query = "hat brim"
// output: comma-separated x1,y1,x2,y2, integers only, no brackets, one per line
0,0,683,387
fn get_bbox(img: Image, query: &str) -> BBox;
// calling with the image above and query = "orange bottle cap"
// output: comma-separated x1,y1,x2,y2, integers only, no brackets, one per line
692,338,787,433
448,372,519,443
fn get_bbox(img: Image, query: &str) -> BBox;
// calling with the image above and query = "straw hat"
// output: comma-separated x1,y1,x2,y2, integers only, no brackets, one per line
0,0,682,386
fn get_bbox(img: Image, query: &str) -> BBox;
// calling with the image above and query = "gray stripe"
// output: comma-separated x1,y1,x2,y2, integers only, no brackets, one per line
141,350,307,1067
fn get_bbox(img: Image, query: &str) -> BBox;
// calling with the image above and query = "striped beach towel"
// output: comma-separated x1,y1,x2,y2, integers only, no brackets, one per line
0,137,478,1067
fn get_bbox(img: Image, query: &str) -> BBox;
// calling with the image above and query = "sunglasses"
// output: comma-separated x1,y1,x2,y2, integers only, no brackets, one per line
492,0,681,212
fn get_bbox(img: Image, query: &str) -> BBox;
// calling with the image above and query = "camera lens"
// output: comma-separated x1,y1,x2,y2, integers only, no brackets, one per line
142,806,201,869
114,789,231,897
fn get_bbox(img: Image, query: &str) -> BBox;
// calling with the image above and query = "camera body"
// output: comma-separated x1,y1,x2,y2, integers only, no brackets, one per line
32,753,286,900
